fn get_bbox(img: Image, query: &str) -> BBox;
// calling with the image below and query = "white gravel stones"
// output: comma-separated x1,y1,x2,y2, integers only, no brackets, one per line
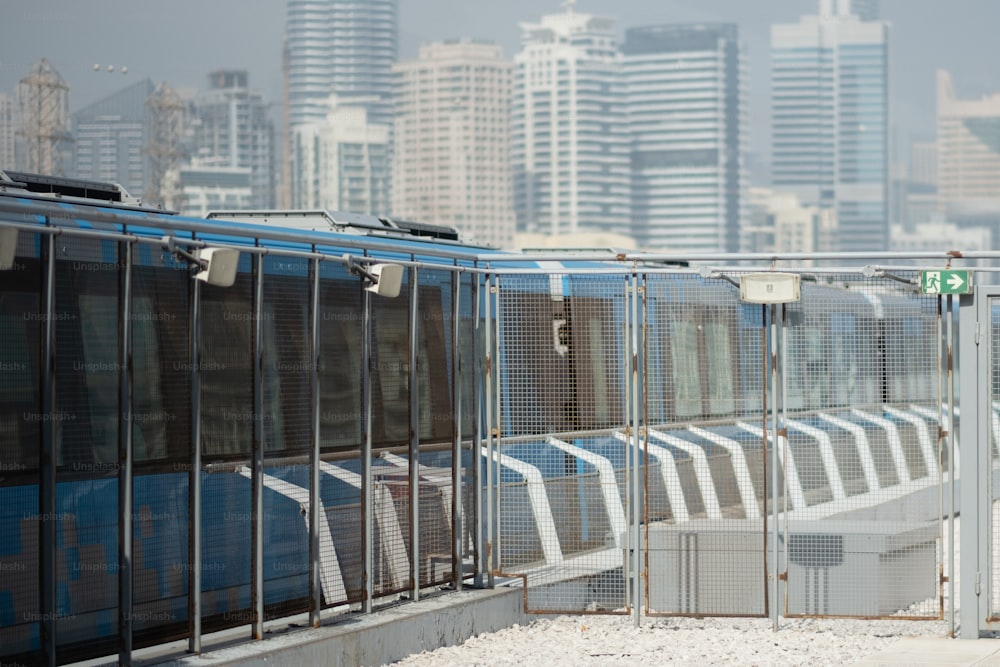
390,613,949,666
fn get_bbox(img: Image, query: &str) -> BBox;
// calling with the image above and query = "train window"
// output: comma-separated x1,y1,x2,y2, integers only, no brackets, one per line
130,296,168,460
570,292,623,429
54,245,120,470
901,316,934,401
416,277,453,441
371,278,452,446
318,270,363,451
587,317,611,425
0,249,41,473
200,259,254,459
670,316,702,418
130,265,191,463
373,293,410,444
458,276,476,437
786,325,825,411
262,263,311,455
495,285,566,435
705,318,736,416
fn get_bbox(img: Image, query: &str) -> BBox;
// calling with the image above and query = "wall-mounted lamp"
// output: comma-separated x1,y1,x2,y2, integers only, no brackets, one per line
162,236,239,287
0,228,17,270
739,273,801,304
345,255,403,298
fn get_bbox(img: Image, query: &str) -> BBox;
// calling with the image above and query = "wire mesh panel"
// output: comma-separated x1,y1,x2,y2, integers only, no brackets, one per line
415,269,458,588
317,262,362,609
642,272,767,616
780,275,942,619
199,254,255,631
130,256,193,646
261,257,312,619
51,239,124,660
494,273,630,614
370,269,412,599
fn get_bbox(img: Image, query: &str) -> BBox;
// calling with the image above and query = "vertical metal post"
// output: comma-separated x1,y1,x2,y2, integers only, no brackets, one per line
361,285,374,613
483,274,495,585
472,275,484,587
118,241,134,665
779,303,790,619
946,294,956,635
450,270,463,590
769,303,780,631
40,234,57,667
630,273,642,624
958,290,981,638
935,295,946,630
188,274,203,654
409,268,421,600
309,256,322,626
938,296,956,637
251,254,264,640
622,278,631,617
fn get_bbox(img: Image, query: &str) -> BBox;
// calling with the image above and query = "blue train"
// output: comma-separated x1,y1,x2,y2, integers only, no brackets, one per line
0,170,944,662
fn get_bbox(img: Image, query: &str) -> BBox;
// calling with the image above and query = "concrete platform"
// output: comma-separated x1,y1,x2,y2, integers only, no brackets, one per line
854,637,1000,666
70,587,527,667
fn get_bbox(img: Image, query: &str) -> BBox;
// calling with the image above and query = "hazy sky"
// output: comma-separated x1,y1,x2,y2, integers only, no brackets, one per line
1,0,998,160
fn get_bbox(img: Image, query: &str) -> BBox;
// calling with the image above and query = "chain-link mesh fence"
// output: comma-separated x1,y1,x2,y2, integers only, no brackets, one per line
491,267,945,620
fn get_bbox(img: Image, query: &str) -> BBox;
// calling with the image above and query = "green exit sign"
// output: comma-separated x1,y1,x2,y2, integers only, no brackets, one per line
921,269,972,295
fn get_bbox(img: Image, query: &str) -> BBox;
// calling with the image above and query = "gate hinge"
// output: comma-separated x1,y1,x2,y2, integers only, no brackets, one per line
976,570,982,596
777,571,788,582
975,321,981,345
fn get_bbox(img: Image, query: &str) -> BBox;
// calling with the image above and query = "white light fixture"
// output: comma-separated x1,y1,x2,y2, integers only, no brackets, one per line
739,273,801,304
0,228,17,270
161,235,240,287
345,255,403,298
194,248,240,287
364,263,403,298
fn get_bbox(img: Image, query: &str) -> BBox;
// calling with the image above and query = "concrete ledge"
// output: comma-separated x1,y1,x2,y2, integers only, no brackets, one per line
134,588,526,667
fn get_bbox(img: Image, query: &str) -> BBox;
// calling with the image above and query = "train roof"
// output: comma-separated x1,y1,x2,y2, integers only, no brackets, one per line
0,171,505,265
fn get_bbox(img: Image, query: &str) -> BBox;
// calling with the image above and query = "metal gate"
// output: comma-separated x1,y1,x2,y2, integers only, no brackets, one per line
489,266,947,621
487,271,636,614
960,286,1000,637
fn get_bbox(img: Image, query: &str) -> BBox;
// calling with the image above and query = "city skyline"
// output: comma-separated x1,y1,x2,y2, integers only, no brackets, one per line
1,0,997,160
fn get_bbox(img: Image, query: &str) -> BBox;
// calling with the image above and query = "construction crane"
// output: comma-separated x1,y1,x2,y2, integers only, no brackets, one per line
16,58,72,176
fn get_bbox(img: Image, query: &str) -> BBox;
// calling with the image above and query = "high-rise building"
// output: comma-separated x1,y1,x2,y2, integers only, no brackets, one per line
512,3,630,236
392,40,514,248
191,70,275,210
936,69,1000,220
818,0,880,20
771,1,889,251
0,94,14,169
285,0,397,129
175,161,254,218
623,23,747,253
289,96,390,213
72,78,154,199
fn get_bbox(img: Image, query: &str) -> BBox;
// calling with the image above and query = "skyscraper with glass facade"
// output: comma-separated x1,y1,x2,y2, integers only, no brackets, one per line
511,4,630,236
285,0,397,129
623,23,747,253
771,0,889,251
